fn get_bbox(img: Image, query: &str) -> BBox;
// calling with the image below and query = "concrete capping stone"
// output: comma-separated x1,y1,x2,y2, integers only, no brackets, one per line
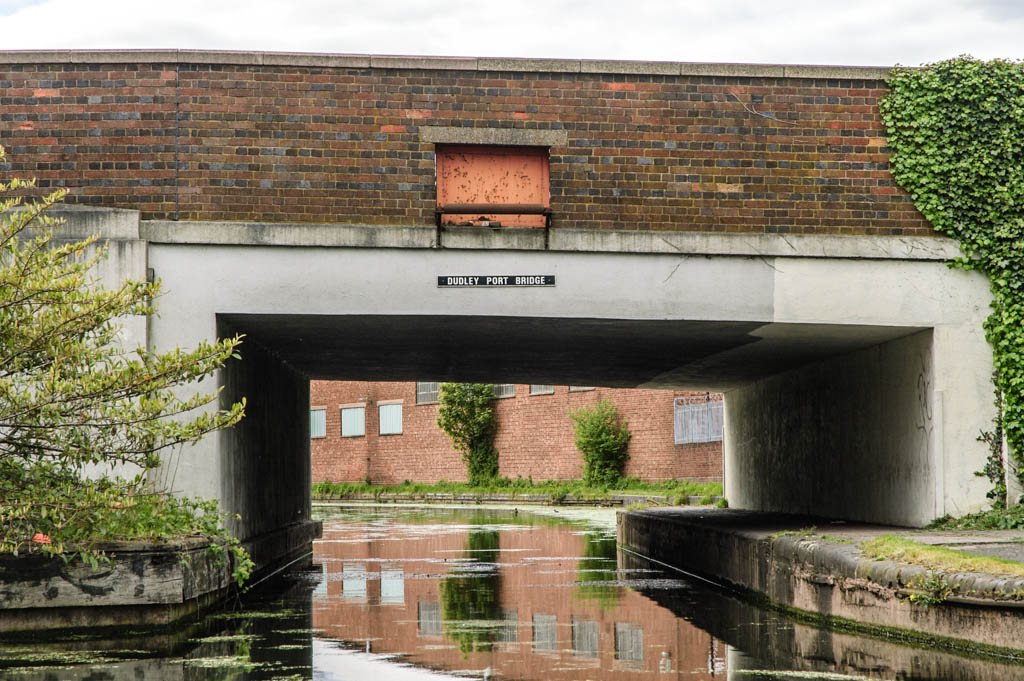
580,59,681,76
0,50,892,80
547,229,961,261
257,52,371,68
677,62,788,78
478,57,582,73
782,64,892,80
419,126,569,147
141,221,437,248
440,226,547,250
369,55,478,70
46,205,141,240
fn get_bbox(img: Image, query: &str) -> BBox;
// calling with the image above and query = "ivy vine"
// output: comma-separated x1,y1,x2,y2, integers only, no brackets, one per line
880,56,1024,503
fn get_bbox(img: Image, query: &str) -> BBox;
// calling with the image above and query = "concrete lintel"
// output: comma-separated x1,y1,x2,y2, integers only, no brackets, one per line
0,50,892,81
548,229,961,261
440,226,547,250
141,220,437,249
419,126,569,147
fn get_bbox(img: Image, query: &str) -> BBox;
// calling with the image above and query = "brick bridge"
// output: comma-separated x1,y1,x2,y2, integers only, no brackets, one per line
0,51,996,573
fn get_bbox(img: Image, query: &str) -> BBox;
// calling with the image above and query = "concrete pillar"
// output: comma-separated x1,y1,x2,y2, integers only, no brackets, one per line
218,321,315,569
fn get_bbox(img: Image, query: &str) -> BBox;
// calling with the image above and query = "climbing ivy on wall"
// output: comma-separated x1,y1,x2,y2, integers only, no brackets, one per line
880,56,1024,503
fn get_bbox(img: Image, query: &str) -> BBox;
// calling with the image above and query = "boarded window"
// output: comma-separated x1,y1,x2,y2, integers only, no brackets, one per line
572,618,599,658
381,567,405,605
497,609,519,643
379,402,403,435
674,397,724,445
569,386,595,392
309,408,326,439
493,384,516,399
342,563,367,601
615,622,644,665
341,406,365,437
436,145,550,228
416,381,440,404
532,613,558,652
418,601,442,637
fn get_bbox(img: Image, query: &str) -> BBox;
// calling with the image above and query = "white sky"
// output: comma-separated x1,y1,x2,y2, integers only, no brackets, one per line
0,0,1021,66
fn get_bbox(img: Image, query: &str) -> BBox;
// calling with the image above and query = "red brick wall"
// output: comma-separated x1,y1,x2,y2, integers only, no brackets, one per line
0,53,930,235
310,381,722,484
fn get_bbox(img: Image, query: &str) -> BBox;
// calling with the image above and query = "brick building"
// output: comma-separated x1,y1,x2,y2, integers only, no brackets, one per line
310,381,722,484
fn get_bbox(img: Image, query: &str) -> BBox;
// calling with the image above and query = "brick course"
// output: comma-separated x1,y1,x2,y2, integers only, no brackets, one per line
310,381,722,484
0,53,930,235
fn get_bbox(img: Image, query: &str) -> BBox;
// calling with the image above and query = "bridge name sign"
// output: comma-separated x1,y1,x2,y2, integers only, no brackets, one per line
437,275,555,288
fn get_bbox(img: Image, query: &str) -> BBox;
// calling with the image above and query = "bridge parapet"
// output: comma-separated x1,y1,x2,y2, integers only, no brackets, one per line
1,50,925,236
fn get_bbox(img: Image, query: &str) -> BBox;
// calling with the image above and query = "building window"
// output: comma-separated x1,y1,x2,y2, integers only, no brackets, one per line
418,601,442,637
497,609,519,643
569,386,595,392
435,145,550,228
379,401,403,435
674,396,724,444
342,563,367,601
416,381,440,404
493,384,516,399
530,385,555,395
310,407,326,439
340,405,365,438
572,618,599,658
615,622,644,665
381,566,405,605
532,613,557,652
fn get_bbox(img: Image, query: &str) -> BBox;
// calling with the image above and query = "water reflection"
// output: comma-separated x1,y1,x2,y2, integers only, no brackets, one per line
440,529,502,653
313,506,728,679
3,506,1024,680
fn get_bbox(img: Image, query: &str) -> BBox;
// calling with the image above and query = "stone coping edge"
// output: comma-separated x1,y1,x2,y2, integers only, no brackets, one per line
770,534,1024,606
631,509,1024,605
0,49,892,80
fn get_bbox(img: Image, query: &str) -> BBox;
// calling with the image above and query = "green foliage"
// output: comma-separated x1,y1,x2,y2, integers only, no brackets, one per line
881,57,1024,502
311,477,722,502
436,383,499,485
439,530,502,654
570,400,631,486
905,573,956,607
575,532,621,608
0,147,250,584
929,502,1024,530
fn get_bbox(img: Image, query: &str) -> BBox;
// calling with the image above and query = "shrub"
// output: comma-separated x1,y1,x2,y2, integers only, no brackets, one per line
570,400,631,486
437,383,499,485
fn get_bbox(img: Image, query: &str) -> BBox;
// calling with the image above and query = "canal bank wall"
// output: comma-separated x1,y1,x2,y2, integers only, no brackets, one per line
619,508,1024,658
0,521,320,634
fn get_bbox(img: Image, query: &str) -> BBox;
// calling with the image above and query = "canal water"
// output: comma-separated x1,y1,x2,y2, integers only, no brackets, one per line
2,504,1023,680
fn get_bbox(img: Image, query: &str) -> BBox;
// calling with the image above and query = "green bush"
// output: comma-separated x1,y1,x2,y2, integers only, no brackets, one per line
437,383,499,485
570,400,631,486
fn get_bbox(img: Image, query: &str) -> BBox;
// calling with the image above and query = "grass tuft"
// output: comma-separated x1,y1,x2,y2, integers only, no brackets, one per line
861,534,1024,578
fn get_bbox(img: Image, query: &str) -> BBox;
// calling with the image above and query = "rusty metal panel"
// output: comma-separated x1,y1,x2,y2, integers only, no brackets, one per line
436,145,549,228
